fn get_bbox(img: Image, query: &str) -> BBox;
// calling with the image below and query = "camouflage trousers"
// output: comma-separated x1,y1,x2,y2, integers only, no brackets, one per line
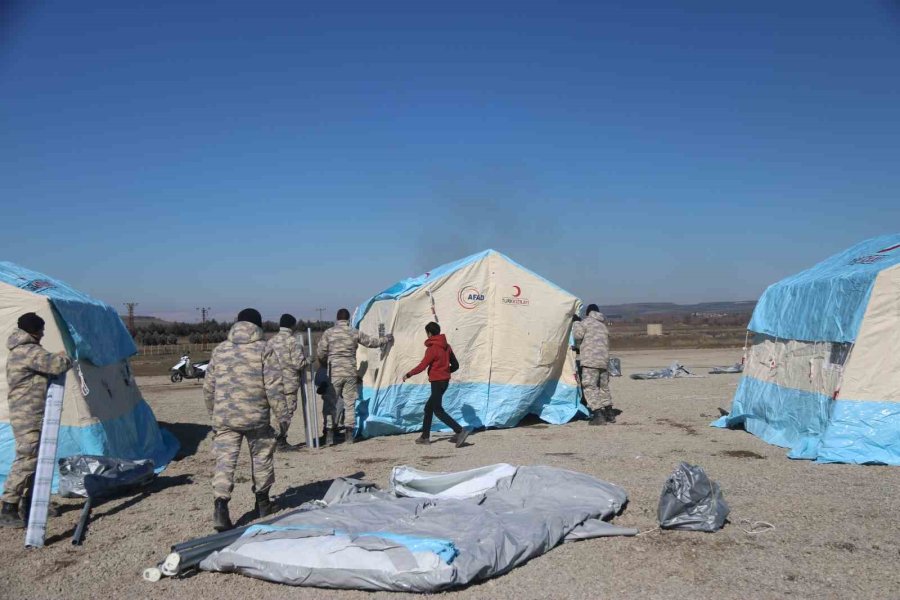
212,426,275,500
319,384,342,431
582,367,612,411
1,423,40,504
331,376,359,431
284,386,299,420
272,388,300,435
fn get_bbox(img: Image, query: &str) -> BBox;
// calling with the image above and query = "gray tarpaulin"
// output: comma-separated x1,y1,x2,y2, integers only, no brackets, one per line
630,362,702,380
200,464,637,592
709,363,743,374
608,357,622,377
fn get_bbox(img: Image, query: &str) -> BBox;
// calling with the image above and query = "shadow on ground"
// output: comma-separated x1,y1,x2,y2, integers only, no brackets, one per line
160,421,212,459
45,473,194,545
232,471,367,528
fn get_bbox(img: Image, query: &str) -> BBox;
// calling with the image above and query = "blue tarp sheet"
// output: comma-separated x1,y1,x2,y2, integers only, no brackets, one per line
0,261,136,366
357,381,586,438
747,234,900,343
713,377,900,465
712,376,831,460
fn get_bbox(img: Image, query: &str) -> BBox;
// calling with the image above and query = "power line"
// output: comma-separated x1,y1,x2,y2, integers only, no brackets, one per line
196,307,211,324
123,302,138,334
315,307,326,322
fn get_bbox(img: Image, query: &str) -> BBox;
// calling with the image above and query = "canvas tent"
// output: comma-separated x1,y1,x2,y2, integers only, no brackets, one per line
714,234,900,465
0,261,179,491
352,249,584,438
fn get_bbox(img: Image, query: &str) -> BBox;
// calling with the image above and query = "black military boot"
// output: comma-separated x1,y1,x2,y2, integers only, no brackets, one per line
213,498,232,532
604,406,617,424
277,437,301,452
0,502,24,528
589,409,608,426
255,491,274,519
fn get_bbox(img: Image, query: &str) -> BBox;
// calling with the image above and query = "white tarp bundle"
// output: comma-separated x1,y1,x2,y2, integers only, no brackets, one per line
200,464,637,592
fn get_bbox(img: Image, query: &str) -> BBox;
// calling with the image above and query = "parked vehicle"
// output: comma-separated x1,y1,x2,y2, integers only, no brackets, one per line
170,355,209,382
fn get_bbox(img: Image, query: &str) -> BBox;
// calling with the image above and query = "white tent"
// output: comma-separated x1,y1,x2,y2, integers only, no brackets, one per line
352,250,585,438
0,262,179,490
715,234,900,464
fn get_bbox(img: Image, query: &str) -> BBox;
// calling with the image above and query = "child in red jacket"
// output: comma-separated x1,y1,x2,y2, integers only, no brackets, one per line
402,322,471,448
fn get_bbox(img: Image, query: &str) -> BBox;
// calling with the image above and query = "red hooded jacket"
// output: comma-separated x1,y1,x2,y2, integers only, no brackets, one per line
406,334,452,382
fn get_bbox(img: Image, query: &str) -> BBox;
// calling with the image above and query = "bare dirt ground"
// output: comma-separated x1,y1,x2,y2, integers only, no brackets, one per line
2,348,898,599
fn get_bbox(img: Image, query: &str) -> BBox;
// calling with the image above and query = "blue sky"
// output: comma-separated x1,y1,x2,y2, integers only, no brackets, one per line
2,1,898,321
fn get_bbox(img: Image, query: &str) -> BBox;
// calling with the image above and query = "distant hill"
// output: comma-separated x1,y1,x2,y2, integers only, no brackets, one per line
120,315,171,327
599,301,756,321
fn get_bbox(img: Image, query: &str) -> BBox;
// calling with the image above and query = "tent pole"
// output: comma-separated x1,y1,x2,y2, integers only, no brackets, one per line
307,327,319,448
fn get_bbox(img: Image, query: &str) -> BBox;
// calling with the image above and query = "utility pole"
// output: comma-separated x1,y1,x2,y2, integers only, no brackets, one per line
124,302,138,335
196,307,211,351
315,307,326,322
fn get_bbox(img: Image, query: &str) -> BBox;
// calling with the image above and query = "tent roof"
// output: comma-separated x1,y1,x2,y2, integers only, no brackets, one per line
748,234,900,342
353,249,577,327
0,261,136,366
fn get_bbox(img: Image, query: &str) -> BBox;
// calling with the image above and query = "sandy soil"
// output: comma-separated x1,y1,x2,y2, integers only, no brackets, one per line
2,348,898,599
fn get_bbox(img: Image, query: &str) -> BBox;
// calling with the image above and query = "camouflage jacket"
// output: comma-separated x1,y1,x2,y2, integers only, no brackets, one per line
572,312,610,369
5,328,72,428
317,320,389,378
265,328,310,396
204,321,287,431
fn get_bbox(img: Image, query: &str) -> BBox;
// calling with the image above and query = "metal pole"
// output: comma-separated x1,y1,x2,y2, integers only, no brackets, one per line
71,497,92,546
299,364,313,449
308,328,319,448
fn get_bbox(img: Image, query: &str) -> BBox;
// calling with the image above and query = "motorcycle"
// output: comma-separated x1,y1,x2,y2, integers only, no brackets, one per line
170,355,209,383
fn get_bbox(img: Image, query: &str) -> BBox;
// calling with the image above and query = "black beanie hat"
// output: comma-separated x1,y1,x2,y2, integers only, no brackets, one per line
280,313,297,328
18,312,45,335
586,304,600,315
237,308,263,328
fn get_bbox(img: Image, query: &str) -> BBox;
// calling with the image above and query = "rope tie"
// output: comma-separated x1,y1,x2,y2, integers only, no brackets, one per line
75,359,90,396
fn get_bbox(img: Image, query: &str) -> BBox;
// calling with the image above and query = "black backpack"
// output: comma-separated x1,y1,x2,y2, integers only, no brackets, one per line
448,348,460,374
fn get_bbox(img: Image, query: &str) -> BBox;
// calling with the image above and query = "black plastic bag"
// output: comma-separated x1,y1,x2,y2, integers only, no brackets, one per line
658,462,729,532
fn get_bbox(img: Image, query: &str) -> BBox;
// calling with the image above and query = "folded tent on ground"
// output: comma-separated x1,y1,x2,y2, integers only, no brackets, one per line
352,249,585,438
714,234,900,465
0,261,179,491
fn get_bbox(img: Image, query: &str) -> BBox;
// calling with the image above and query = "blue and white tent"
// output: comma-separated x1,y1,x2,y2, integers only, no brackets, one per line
0,262,179,491
352,250,584,438
714,234,900,465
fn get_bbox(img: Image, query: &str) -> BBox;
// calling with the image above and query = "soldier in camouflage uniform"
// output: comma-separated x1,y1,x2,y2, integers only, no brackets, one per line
204,308,286,531
265,313,310,451
317,308,392,442
572,304,615,425
1,313,72,528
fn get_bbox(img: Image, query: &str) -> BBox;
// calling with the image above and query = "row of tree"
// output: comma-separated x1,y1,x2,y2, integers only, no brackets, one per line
131,319,334,346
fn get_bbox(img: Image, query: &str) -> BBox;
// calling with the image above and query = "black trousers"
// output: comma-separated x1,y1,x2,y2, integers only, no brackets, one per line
421,380,462,437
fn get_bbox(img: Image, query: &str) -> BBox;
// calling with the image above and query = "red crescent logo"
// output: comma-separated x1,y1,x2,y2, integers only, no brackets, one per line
512,285,521,297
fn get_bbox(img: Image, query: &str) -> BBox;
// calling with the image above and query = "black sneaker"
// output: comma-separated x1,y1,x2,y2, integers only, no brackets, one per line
415,436,431,445
453,428,471,448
